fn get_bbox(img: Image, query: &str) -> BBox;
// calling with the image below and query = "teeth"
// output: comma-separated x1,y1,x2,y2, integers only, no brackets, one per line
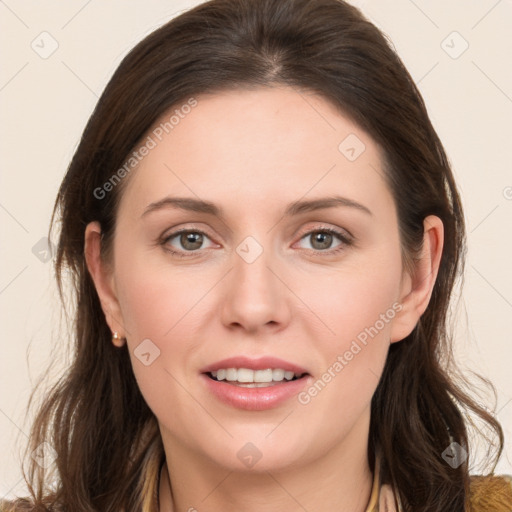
209,367,304,383
226,368,238,381
254,369,273,382
272,368,285,381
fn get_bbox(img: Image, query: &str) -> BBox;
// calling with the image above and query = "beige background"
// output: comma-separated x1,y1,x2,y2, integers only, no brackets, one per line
1,0,511,499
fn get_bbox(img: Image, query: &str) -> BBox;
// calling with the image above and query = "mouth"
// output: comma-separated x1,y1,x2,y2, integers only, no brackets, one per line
201,355,310,387
200,357,311,410
206,368,308,388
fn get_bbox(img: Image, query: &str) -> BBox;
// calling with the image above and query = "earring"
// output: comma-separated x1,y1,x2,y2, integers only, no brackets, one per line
112,331,125,346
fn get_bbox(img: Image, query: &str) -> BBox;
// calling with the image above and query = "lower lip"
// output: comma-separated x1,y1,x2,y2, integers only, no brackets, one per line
201,374,310,411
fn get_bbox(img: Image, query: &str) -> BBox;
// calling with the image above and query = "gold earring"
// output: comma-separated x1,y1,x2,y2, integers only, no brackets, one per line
112,331,125,346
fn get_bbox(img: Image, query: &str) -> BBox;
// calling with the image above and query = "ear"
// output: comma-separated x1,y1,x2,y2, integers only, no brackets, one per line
390,215,444,343
84,221,126,346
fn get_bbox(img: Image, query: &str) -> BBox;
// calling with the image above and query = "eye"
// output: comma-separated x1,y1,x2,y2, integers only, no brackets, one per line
161,229,216,257
295,227,352,254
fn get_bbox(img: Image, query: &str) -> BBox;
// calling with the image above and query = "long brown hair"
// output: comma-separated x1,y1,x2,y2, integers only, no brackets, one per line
6,0,503,510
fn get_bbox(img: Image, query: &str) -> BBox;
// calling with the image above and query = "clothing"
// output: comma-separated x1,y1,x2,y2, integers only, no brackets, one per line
365,453,512,512
365,451,403,512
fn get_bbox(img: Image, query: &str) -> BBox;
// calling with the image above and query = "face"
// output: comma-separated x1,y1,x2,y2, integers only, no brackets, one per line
87,86,429,474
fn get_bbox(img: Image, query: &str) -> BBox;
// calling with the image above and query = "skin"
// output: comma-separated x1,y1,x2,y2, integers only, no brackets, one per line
85,85,443,512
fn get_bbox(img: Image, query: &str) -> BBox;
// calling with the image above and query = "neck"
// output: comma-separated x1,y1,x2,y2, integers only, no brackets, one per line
158,412,374,512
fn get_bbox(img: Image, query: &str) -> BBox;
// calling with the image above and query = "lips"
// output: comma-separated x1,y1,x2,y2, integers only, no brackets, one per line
200,356,308,375
200,356,311,410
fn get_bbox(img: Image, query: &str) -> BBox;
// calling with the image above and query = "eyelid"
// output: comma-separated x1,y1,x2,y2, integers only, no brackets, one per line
295,223,353,243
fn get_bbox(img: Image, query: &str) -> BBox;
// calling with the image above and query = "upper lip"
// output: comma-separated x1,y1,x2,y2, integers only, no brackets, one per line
200,356,309,375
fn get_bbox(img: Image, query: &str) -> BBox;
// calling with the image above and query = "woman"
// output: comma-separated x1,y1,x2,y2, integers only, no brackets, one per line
3,0,511,510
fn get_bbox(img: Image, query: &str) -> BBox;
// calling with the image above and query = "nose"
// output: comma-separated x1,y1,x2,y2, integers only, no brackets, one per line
220,236,292,334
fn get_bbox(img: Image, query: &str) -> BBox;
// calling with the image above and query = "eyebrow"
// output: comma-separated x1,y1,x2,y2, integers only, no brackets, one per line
141,195,373,218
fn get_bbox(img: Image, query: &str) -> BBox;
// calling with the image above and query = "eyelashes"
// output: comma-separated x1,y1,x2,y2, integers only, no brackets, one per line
160,225,353,259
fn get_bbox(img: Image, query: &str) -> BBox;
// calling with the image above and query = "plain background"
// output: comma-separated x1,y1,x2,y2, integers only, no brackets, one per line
1,0,511,500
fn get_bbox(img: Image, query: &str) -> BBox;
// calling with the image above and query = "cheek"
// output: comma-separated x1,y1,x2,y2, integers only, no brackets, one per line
114,257,205,427
295,249,402,411
336,272,400,347
298,248,403,351
115,248,199,339
112,248,198,382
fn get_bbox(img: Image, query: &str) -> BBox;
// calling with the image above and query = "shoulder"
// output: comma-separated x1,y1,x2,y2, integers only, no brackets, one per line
0,499,13,511
0,498,37,512
0,499,18,512
469,474,512,511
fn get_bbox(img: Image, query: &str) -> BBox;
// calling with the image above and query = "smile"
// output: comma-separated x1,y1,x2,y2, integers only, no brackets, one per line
208,368,305,387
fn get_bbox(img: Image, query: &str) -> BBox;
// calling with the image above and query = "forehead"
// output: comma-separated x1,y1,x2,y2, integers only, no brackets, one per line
117,86,393,220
